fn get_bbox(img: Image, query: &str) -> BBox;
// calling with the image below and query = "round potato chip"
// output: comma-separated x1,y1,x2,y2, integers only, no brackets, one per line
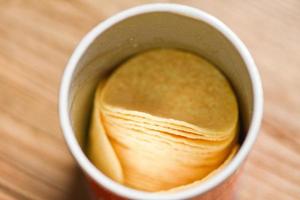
88,49,239,191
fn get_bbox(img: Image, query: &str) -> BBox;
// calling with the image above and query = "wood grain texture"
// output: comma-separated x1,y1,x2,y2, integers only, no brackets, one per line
0,0,299,199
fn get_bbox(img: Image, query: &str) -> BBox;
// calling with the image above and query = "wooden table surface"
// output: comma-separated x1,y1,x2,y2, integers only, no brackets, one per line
0,0,299,199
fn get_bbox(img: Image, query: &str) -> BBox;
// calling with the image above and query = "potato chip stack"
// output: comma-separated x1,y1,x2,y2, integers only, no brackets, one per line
88,49,239,192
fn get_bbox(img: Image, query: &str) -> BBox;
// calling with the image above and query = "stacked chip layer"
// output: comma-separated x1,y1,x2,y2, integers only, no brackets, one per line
88,49,239,192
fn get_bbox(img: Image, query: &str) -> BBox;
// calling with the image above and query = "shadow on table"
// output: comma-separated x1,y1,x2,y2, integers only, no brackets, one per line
65,167,92,200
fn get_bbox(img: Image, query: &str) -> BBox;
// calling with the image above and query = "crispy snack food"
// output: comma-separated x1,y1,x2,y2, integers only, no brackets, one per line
88,49,239,192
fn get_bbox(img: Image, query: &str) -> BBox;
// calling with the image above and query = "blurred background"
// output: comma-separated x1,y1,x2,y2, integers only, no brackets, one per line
0,0,299,199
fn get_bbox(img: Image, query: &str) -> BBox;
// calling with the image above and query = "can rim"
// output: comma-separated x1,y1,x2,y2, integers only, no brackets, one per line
59,3,263,199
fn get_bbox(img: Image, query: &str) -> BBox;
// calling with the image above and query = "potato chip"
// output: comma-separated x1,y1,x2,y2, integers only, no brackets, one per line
88,49,239,191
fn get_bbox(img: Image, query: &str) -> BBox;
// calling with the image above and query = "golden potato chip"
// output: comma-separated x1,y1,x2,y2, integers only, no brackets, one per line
101,49,238,135
87,82,123,183
88,48,239,192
